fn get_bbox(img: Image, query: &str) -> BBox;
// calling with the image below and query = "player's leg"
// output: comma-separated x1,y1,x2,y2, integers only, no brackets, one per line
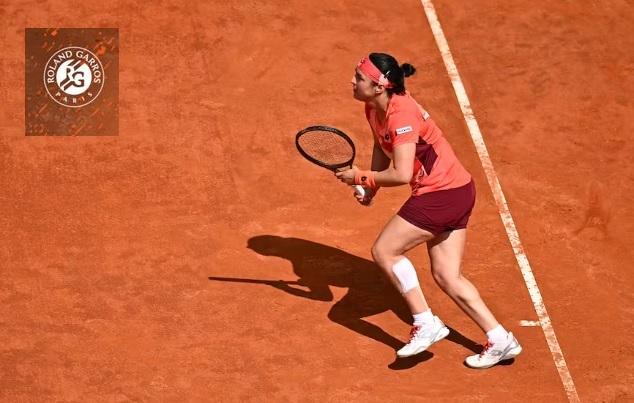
427,229,521,368
371,215,449,357
427,229,497,329
372,214,432,312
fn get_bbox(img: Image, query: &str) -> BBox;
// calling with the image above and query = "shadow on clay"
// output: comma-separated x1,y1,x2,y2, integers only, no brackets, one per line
208,235,482,368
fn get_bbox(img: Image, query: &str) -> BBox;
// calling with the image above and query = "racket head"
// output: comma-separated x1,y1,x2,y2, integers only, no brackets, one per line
295,125,356,171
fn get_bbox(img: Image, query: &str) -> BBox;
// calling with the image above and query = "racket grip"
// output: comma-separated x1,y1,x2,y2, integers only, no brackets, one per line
353,185,366,197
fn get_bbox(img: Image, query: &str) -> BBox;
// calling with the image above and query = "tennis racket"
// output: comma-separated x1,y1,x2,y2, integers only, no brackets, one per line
295,125,365,197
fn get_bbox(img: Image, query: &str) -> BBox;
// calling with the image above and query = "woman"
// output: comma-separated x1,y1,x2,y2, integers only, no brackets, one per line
335,53,521,368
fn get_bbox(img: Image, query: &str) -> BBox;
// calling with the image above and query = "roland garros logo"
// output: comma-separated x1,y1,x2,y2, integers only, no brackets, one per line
43,46,104,108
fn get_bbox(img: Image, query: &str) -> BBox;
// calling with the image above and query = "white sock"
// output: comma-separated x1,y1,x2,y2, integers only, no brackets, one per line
413,309,434,327
486,324,509,342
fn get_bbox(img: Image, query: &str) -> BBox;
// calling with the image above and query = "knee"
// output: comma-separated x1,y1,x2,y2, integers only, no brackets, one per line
371,242,389,268
433,271,469,299
432,270,454,293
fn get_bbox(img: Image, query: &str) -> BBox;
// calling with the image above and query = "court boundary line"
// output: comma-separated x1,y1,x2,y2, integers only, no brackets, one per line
418,1,580,402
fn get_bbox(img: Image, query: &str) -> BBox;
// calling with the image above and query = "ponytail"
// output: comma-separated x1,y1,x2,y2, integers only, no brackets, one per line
369,53,416,95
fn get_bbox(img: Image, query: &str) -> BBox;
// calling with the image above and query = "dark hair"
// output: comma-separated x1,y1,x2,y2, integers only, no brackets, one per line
368,52,416,95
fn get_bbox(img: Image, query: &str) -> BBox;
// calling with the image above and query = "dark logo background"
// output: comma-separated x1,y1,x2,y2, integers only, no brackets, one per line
25,28,118,136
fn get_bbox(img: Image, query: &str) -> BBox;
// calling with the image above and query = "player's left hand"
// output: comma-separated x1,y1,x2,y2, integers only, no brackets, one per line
354,186,375,206
335,165,358,185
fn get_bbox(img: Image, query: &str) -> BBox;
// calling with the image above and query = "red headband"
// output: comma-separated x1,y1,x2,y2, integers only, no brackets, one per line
357,57,393,88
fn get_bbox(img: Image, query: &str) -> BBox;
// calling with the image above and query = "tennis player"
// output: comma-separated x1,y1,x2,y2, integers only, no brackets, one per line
335,53,521,368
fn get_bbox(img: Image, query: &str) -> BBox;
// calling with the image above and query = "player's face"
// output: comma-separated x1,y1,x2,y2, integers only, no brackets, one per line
351,68,376,101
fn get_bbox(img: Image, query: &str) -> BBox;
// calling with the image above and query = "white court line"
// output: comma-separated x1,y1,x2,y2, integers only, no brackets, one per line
419,1,580,402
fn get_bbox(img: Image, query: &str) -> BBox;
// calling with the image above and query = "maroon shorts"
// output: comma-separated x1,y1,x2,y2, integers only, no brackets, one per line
397,180,476,235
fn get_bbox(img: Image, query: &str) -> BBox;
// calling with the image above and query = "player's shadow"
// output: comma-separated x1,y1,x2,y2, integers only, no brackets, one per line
209,235,481,368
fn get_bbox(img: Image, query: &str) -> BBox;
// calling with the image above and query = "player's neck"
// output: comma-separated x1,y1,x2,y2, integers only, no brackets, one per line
372,94,391,122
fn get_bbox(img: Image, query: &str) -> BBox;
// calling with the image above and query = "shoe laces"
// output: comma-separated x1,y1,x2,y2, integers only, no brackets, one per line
480,341,494,357
408,325,422,342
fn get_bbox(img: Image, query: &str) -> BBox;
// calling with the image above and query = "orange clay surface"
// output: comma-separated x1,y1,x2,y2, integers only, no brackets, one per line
1,1,633,401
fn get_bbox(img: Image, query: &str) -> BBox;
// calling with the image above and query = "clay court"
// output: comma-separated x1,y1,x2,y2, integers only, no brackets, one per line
1,0,633,401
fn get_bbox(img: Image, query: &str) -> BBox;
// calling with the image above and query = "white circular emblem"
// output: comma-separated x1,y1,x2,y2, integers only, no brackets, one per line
43,46,105,108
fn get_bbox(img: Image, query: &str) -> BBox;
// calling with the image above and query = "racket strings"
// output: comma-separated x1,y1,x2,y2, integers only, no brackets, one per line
297,130,354,166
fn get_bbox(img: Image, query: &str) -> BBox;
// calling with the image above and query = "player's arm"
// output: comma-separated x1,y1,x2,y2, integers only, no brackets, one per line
336,143,414,189
336,113,417,188
371,141,391,172
370,114,419,187
353,141,392,204
372,142,415,187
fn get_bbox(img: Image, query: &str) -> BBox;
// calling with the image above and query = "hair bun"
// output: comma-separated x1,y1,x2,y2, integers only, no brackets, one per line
400,63,416,78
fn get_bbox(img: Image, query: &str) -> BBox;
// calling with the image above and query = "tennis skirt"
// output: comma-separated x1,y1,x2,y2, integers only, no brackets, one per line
397,179,476,235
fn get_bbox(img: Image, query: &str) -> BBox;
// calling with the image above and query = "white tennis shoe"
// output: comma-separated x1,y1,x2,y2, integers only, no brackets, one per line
465,332,522,369
397,316,450,358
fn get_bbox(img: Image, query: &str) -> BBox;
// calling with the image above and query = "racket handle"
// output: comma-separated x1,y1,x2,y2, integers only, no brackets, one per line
353,185,366,197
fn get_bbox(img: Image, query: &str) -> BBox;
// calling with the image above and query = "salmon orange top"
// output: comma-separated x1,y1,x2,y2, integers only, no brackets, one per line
365,92,471,196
